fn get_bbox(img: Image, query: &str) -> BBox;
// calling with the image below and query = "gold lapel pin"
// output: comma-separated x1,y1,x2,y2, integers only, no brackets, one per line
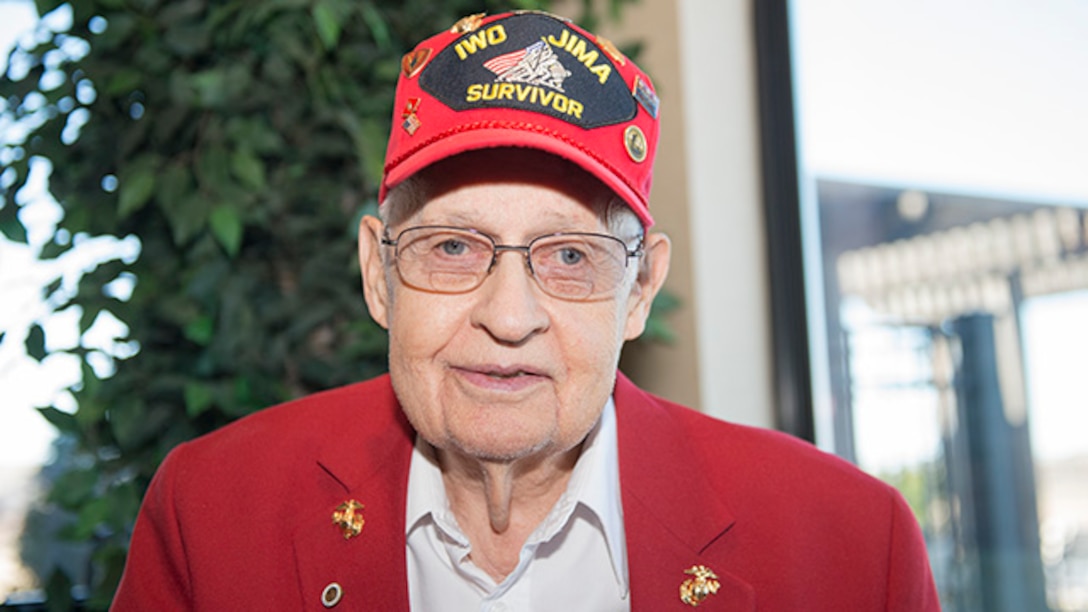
679,565,721,607
332,500,365,540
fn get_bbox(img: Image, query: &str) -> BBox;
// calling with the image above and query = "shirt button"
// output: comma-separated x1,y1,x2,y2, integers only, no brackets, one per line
321,582,343,608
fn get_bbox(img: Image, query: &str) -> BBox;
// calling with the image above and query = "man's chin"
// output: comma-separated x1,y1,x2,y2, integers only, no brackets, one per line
446,436,553,465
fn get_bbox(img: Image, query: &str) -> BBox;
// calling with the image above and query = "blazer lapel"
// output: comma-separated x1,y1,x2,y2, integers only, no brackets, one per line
615,374,755,611
290,378,415,611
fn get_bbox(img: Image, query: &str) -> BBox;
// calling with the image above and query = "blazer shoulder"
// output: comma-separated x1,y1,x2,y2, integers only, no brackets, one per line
160,375,404,488
616,374,902,512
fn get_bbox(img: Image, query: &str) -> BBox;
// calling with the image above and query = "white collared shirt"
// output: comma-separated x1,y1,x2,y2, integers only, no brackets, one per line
405,398,630,612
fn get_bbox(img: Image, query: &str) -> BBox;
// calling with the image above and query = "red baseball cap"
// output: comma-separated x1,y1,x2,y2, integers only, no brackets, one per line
381,11,661,227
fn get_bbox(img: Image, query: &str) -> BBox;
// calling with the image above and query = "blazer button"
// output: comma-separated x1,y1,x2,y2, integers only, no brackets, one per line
321,582,343,608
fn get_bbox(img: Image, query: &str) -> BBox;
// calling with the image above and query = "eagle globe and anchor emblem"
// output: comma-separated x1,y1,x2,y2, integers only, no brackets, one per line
483,39,572,92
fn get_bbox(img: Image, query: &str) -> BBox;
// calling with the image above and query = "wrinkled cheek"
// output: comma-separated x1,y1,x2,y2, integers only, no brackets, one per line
387,340,442,430
571,332,623,376
386,306,445,375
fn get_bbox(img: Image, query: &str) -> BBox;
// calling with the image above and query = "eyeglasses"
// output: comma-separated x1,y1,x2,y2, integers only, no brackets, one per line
381,225,644,301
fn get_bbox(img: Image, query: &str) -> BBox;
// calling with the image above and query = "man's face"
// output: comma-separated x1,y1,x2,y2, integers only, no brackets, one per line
359,152,665,464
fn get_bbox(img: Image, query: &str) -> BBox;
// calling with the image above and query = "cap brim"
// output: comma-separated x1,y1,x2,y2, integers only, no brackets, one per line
383,128,654,228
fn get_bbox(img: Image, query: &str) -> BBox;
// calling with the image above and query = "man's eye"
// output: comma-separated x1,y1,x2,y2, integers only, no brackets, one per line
439,239,468,256
558,248,585,265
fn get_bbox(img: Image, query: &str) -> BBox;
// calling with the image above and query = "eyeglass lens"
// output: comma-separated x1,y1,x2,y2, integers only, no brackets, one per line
391,227,634,300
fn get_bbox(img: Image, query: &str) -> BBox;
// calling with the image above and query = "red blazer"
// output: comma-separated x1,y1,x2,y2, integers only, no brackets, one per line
112,374,939,610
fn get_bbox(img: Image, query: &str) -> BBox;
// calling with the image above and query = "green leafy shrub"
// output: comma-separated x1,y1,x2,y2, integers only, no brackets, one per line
1,0,639,607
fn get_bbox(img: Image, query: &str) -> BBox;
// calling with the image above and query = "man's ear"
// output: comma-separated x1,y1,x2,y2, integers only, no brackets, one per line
623,231,671,341
357,215,391,329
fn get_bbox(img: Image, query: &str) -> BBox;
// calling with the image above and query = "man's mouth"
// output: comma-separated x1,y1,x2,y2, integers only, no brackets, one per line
454,364,549,389
485,369,533,379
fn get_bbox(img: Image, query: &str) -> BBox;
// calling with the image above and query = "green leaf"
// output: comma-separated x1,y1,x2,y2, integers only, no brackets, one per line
72,496,113,539
209,205,244,257
37,406,79,435
75,396,107,429
79,358,101,399
80,305,101,334
190,68,231,108
95,11,137,49
195,145,233,194
156,161,195,211
102,482,143,530
51,468,98,509
184,315,215,346
312,0,342,50
118,159,157,218
361,2,391,50
42,276,63,299
38,239,71,260
184,381,215,417
230,148,266,190
163,24,211,58
161,192,212,246
0,201,28,244
356,118,388,189
109,399,172,451
158,0,205,25
104,69,144,96
25,323,47,361
225,117,285,154
33,0,66,18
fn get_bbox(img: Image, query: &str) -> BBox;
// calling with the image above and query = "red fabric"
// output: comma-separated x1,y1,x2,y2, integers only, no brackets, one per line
613,376,940,611
112,373,939,610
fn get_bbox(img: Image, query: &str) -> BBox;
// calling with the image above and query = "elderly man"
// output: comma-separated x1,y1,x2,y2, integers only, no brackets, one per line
113,11,939,611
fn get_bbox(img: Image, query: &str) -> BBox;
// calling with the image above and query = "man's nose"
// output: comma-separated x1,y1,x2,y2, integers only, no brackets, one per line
470,250,550,344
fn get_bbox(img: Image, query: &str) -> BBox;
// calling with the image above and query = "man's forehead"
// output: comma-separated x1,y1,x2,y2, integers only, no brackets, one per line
407,174,608,230
413,203,600,231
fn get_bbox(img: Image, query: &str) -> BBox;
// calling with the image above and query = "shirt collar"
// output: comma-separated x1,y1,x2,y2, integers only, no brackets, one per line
405,397,628,592
569,396,628,593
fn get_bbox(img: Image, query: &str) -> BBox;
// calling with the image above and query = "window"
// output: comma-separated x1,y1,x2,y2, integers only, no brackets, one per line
758,1,1088,609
